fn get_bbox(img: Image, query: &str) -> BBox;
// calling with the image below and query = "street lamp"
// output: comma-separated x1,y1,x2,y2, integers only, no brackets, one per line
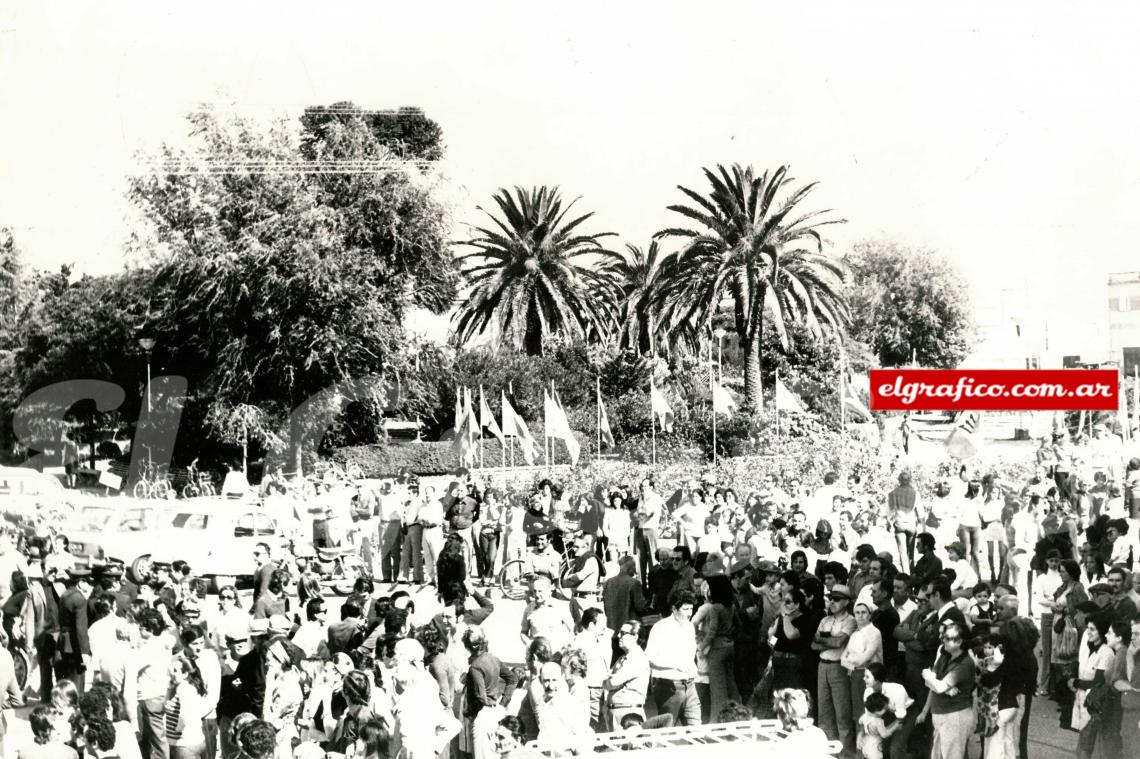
713,328,727,384
138,336,156,414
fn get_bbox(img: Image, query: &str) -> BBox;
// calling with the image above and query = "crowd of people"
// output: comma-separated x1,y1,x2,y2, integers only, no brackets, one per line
0,422,1139,759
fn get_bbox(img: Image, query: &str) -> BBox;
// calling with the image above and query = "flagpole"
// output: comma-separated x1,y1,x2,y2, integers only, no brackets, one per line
776,368,781,441
596,376,602,463
651,382,657,467
711,357,717,467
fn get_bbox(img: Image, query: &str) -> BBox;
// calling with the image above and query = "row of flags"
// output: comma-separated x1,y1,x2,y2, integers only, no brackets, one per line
449,362,878,468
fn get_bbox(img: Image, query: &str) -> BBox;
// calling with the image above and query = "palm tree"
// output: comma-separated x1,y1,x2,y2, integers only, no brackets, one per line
453,186,618,355
599,241,671,355
654,164,849,411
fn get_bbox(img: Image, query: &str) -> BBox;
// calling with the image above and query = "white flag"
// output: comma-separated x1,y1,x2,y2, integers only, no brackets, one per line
775,377,806,414
650,381,675,432
479,386,504,442
946,411,984,459
712,382,736,415
501,391,536,465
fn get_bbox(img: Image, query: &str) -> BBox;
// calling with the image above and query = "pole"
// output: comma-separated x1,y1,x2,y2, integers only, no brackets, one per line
241,419,248,478
145,351,152,414
711,354,717,467
651,412,657,467
596,376,602,463
718,334,723,384
776,368,781,440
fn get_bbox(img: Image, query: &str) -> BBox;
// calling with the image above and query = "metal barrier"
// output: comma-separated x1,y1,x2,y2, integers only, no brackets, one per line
524,719,843,757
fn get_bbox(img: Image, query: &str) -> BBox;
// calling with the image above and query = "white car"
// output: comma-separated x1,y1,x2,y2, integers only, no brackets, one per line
0,466,76,521
64,501,174,569
110,500,288,588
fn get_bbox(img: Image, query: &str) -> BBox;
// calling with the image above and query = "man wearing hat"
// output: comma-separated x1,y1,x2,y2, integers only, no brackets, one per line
813,583,856,755
89,563,131,618
57,566,94,693
729,556,762,699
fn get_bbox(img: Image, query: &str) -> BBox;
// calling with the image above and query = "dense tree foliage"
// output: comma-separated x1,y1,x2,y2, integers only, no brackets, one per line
845,238,976,368
654,165,850,411
453,186,618,355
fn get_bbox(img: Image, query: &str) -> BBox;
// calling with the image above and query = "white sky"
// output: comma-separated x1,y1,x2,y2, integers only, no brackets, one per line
3,0,1140,354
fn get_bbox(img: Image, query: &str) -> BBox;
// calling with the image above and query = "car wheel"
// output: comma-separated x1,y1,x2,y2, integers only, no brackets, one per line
11,648,30,690
130,555,153,585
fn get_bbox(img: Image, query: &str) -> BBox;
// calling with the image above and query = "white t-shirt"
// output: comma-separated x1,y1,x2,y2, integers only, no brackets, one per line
866,681,913,719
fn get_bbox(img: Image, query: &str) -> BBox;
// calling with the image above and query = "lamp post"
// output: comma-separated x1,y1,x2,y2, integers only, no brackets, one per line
713,328,726,384
138,337,156,414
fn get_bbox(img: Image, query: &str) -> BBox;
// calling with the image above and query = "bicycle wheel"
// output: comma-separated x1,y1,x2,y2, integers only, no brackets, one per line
11,647,30,690
496,560,532,600
181,484,198,499
132,481,149,499
201,482,216,497
153,480,172,499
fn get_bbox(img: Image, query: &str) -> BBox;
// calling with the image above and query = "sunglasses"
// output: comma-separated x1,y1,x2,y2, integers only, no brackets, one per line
220,595,236,601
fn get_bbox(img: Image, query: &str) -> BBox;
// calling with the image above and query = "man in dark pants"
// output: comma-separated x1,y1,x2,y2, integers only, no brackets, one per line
29,560,59,700
891,586,938,759
996,595,1039,759
56,567,94,693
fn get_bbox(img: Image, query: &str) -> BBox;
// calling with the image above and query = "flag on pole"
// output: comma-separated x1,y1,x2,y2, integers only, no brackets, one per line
553,389,581,465
453,386,464,435
598,385,615,448
946,411,984,459
650,381,675,432
501,391,536,465
451,388,477,466
775,377,806,413
544,390,580,466
711,381,736,415
843,372,873,422
464,387,480,444
479,386,504,443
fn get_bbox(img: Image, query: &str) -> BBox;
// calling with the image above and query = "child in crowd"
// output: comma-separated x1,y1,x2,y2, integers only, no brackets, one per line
857,692,900,759
968,582,996,637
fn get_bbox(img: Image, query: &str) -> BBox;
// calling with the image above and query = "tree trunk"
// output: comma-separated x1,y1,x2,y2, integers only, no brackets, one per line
742,332,763,412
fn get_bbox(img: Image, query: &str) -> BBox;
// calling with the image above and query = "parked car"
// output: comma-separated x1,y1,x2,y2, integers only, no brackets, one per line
0,466,76,521
63,501,174,569
65,498,288,589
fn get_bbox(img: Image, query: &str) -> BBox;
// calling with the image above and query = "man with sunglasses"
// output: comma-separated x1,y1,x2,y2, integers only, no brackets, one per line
813,583,857,755
891,586,938,759
604,620,650,731
916,622,976,759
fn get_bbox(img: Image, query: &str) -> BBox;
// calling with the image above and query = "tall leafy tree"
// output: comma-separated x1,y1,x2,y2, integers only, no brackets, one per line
599,241,673,355
128,104,457,472
453,186,618,355
300,103,445,163
845,238,975,367
655,164,849,410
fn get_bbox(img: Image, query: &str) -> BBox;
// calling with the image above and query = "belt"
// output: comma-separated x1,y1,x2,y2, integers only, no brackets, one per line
819,658,844,665
574,591,599,598
654,677,693,687
771,651,801,660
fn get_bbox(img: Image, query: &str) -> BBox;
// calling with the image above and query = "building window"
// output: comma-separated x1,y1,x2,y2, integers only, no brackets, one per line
1129,296,1140,311
1110,297,1122,312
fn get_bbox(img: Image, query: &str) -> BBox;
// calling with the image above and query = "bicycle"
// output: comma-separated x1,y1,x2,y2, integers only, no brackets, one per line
132,455,172,500
494,534,578,600
181,458,216,499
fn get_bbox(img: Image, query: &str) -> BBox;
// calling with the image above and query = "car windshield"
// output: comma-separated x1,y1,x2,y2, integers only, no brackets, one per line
75,507,115,530
117,508,162,531
172,513,210,530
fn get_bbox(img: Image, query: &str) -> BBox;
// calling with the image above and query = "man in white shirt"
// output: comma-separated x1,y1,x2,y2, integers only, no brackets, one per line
399,484,425,584
635,477,665,583
809,471,847,525
520,576,572,652
604,620,651,730
572,607,610,731
534,662,591,744
644,588,700,726
377,479,405,582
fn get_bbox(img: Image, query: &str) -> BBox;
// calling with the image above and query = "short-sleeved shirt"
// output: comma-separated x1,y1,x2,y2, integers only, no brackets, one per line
866,681,913,719
816,612,857,662
928,650,975,714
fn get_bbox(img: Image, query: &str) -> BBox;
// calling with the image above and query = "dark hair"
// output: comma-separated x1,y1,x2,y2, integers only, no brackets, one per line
972,582,992,596
928,579,953,604
620,712,645,729
579,607,603,629
416,623,449,661
353,577,375,596
1059,560,1081,583
894,572,911,587
237,720,277,759
526,637,553,668
1108,565,1128,581
779,570,801,588
358,718,391,759
822,562,849,584
668,588,697,611
783,587,807,611
705,575,734,607
865,662,888,684
801,576,824,610
341,600,363,620
267,569,288,596
84,718,117,752
498,715,524,741
865,692,890,714
855,544,877,562
917,533,936,551
78,690,110,722
137,608,166,636
30,706,57,744
716,700,754,723
91,595,114,624
461,625,490,656
89,681,129,722
671,545,693,564
180,624,206,648
343,670,372,706
174,656,207,697
1112,619,1134,645
789,550,808,568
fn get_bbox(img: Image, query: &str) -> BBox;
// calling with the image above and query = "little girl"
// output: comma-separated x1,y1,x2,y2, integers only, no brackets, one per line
972,635,1004,746
857,692,901,759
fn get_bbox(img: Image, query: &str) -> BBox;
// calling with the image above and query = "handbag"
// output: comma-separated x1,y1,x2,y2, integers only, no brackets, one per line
1053,615,1079,660
925,510,941,529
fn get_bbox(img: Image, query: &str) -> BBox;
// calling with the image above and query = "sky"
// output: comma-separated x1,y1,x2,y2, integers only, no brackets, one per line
3,0,1140,354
